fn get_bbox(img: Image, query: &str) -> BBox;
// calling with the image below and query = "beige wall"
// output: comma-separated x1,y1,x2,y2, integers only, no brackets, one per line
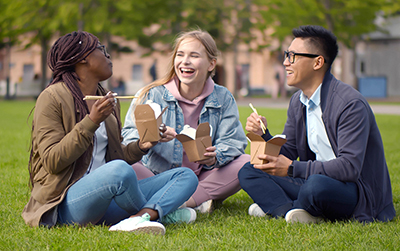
1,34,353,97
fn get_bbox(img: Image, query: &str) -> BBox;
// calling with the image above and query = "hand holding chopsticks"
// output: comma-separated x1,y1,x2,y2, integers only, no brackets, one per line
249,103,267,134
83,94,138,100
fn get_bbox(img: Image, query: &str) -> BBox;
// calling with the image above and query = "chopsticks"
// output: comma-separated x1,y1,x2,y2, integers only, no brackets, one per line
83,95,138,100
249,103,267,134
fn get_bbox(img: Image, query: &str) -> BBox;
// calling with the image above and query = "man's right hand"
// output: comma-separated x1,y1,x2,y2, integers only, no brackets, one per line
245,112,268,136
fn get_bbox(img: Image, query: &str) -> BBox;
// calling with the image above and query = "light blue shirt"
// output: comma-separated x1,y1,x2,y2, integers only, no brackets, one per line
300,84,336,162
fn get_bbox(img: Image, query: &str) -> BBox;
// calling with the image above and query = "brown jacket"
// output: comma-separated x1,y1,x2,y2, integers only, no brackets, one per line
22,82,146,227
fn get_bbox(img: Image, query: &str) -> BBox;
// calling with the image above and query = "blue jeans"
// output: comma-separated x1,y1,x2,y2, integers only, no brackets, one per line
57,160,198,225
238,162,358,221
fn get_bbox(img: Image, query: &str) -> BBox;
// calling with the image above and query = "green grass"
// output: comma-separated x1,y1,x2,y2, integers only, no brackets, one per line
1,100,400,250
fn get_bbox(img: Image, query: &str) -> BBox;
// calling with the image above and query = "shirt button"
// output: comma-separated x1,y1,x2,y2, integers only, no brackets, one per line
178,125,182,129
176,144,180,148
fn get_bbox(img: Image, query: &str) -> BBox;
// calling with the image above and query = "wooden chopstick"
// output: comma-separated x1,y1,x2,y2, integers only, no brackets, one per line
83,95,138,100
249,103,267,134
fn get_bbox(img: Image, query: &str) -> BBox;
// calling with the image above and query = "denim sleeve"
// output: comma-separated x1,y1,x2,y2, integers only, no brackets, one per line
121,95,141,146
211,92,247,168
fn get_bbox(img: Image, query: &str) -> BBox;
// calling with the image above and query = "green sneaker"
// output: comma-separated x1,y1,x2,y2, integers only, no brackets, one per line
162,208,197,224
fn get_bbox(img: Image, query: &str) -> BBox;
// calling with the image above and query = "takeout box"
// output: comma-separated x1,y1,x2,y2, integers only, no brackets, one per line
134,104,167,142
176,122,212,162
247,132,287,165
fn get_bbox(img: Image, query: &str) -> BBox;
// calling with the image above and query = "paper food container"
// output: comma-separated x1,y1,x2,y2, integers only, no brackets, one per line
176,122,212,162
247,132,287,165
134,103,167,142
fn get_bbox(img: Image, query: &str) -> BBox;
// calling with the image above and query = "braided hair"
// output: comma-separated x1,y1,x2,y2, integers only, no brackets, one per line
47,31,98,122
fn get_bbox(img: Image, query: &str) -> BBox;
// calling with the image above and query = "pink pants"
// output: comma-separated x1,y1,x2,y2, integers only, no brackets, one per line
132,154,250,206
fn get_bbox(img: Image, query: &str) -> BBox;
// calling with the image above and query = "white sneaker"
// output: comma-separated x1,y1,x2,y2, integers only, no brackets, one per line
109,213,166,235
194,199,223,214
285,209,323,224
248,203,266,217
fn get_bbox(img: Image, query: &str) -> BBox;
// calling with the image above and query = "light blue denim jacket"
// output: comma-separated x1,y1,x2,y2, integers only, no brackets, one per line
122,82,247,174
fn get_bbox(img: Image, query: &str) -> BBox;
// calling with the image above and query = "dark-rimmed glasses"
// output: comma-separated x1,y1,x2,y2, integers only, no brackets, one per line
97,45,110,58
283,51,320,64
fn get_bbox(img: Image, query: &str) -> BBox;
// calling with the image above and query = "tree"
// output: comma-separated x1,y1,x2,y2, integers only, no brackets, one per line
0,0,32,98
0,0,82,90
133,0,258,95
0,0,173,91
253,0,396,48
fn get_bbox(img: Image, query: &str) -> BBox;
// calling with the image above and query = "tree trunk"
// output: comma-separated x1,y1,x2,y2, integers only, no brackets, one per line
78,3,84,31
40,35,48,91
323,0,334,31
5,41,11,99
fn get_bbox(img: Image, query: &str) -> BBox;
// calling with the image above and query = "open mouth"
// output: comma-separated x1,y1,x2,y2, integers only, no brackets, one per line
181,68,195,74
286,70,293,76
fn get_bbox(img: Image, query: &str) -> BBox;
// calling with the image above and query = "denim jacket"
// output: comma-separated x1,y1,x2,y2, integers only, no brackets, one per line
122,81,247,174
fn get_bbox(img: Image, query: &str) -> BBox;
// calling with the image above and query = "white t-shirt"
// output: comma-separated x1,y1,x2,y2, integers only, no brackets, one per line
85,121,108,175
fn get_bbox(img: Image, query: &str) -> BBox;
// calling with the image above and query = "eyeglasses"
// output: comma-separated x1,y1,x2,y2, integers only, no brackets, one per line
97,45,110,58
283,51,321,64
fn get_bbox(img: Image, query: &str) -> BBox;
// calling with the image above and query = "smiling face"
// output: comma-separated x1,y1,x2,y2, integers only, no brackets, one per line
174,38,216,90
283,38,320,92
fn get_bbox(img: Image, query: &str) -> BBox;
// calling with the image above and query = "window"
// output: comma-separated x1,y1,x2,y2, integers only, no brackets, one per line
132,64,143,81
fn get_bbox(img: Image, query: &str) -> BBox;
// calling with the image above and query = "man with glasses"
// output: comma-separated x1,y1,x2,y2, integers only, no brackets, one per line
238,25,395,223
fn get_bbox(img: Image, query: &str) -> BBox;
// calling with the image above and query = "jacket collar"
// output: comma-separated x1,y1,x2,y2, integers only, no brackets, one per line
320,68,335,112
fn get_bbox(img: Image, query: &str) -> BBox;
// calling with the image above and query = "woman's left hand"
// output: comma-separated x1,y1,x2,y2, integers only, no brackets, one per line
137,124,176,151
158,124,177,143
196,146,217,166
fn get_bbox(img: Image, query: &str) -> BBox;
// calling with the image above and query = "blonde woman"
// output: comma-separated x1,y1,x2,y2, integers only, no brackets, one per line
122,29,250,213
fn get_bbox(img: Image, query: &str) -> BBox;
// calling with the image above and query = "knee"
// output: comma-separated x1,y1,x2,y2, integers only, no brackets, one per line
105,160,138,183
179,167,198,184
174,167,198,191
300,174,331,199
238,162,254,180
234,154,251,167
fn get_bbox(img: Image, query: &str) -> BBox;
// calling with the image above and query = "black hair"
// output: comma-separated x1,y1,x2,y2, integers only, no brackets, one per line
292,25,338,67
47,31,98,122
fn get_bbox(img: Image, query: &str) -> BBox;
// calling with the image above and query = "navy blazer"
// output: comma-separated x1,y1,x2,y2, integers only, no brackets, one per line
263,70,395,222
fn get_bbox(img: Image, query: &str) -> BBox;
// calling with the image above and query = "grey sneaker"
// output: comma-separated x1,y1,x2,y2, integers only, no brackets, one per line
248,203,267,217
195,199,224,214
285,209,324,224
109,213,166,235
162,208,197,224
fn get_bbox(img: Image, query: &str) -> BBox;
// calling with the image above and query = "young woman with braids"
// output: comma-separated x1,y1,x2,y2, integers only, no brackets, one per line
22,31,198,234
122,29,250,213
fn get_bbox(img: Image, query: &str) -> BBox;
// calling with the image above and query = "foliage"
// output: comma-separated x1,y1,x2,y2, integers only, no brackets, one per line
252,0,397,48
0,100,400,250
2,0,399,52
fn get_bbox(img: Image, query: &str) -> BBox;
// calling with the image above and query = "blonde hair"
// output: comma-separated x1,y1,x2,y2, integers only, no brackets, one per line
135,29,219,105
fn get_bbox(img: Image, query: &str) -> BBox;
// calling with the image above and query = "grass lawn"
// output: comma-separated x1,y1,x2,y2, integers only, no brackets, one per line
1,99,399,250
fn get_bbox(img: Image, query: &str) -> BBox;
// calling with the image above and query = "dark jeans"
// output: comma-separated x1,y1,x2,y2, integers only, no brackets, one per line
238,162,358,221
